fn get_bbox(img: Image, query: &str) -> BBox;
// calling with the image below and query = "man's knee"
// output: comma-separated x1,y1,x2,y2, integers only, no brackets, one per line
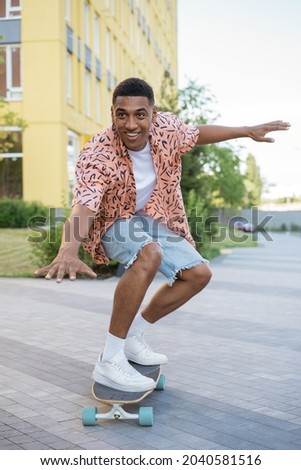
193,263,212,291
181,263,212,292
136,241,162,270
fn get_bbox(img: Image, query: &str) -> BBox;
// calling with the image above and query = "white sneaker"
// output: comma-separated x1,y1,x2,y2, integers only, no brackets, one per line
92,350,156,392
125,335,168,366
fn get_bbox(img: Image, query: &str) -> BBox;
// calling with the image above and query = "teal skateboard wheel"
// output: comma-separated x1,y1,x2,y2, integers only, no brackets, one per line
82,406,97,426
138,406,153,426
156,374,166,390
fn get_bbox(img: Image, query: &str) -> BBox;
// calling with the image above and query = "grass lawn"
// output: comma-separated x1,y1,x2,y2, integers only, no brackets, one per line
203,226,257,260
0,226,258,277
0,228,37,277
213,226,257,250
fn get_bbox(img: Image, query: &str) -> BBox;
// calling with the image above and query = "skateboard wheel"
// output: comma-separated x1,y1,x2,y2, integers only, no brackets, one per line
156,374,166,390
138,406,153,426
82,407,97,426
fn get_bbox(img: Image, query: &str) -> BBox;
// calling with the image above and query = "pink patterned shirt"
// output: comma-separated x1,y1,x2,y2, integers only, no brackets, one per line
72,112,199,264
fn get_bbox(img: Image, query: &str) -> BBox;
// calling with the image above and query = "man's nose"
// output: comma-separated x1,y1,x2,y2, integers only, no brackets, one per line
125,115,137,129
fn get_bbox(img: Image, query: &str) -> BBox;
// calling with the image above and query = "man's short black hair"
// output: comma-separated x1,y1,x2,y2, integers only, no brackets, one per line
112,77,155,106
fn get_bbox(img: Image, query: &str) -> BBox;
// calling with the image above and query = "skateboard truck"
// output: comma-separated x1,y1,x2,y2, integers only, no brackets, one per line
82,404,155,426
82,371,165,427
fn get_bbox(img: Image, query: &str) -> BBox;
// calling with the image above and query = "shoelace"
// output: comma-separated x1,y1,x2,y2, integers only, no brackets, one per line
111,359,139,377
137,336,153,353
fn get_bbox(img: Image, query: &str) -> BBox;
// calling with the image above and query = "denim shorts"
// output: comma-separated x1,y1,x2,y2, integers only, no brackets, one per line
101,214,208,285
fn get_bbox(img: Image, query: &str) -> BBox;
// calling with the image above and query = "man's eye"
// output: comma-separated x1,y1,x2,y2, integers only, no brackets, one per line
137,113,146,118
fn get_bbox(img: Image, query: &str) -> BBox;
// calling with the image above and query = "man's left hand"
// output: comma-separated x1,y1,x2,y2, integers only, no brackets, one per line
248,120,291,143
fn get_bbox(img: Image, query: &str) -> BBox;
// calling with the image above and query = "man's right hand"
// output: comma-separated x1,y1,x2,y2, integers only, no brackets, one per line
34,250,97,283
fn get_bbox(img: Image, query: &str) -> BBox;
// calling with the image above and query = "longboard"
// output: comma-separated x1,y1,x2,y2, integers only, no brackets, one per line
82,362,165,426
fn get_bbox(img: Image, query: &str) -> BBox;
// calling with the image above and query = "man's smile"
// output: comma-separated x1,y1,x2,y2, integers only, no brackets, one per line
112,96,157,151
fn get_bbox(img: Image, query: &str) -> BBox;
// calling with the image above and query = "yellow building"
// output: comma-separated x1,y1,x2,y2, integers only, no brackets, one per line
0,0,177,207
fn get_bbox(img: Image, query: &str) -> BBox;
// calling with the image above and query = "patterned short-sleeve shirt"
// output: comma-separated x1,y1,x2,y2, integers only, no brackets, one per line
72,112,199,264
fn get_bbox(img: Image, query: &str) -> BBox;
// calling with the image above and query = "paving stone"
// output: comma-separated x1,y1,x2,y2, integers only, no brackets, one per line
0,233,301,449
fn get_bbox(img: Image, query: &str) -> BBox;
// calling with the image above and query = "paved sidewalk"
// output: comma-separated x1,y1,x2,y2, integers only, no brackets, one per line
1,232,301,450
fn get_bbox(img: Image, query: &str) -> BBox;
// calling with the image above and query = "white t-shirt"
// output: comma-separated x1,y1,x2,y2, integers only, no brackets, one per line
127,141,157,212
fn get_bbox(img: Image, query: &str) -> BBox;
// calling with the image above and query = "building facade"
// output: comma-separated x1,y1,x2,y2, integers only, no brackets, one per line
0,0,177,206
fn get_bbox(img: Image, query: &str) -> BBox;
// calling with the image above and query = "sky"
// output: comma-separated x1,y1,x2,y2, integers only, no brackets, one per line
177,0,301,199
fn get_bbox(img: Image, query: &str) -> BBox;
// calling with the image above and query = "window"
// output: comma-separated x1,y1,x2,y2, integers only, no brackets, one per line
8,0,20,17
106,70,112,91
112,36,116,80
0,0,5,16
84,2,90,46
0,0,21,18
0,45,22,100
105,30,112,90
65,0,70,23
77,36,81,61
84,45,92,71
67,130,79,199
0,127,22,157
94,14,100,58
66,25,73,54
95,57,101,81
0,156,22,197
129,13,134,45
84,70,91,117
95,80,101,124
105,30,111,70
0,127,23,198
66,53,72,103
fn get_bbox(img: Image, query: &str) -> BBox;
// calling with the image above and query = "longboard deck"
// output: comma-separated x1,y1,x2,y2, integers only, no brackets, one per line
92,363,161,405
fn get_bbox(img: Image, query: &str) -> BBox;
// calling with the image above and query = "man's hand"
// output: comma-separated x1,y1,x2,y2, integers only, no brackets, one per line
34,250,97,283
248,120,291,143
34,204,97,283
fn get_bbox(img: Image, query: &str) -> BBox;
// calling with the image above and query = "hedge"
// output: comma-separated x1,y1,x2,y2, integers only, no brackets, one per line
0,199,48,228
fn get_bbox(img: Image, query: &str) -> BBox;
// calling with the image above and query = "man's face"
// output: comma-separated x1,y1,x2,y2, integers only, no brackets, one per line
111,96,157,151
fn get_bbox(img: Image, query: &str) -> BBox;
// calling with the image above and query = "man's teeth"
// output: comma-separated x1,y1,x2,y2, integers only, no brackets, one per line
126,133,138,136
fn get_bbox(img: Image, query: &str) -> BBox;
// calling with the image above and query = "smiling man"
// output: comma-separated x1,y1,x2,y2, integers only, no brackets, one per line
35,77,290,392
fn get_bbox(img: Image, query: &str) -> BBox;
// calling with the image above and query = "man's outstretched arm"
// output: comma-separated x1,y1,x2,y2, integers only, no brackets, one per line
34,204,97,283
196,120,291,145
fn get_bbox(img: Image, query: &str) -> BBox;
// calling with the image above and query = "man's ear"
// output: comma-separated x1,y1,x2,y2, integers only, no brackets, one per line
152,105,158,122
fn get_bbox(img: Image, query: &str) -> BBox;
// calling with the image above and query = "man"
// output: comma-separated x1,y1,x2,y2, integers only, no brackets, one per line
35,78,290,393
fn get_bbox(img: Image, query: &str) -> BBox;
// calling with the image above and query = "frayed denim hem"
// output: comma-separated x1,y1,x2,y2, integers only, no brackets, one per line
124,240,163,271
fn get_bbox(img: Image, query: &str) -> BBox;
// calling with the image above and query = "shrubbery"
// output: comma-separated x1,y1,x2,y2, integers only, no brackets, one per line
0,198,48,228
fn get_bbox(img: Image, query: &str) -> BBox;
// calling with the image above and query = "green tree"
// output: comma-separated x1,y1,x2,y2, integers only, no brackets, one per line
158,76,247,256
158,70,179,114
0,100,27,153
243,153,263,206
177,80,245,210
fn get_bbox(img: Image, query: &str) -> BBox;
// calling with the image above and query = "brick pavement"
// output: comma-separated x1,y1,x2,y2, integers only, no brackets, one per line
1,232,301,450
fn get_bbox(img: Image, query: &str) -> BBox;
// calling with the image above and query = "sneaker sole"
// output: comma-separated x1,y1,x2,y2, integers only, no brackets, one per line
125,352,168,366
92,370,155,393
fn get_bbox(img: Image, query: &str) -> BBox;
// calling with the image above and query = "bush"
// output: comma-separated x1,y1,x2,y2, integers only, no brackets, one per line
290,223,301,232
279,223,288,232
0,198,48,228
185,189,219,259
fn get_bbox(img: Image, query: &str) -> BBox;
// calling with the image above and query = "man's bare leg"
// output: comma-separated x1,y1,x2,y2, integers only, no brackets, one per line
140,263,212,324
93,242,162,392
108,242,162,338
